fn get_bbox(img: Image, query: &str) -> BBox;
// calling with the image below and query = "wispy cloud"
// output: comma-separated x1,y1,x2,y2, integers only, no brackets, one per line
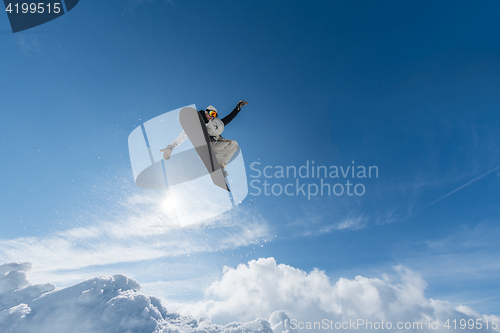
415,166,500,213
16,34,41,56
395,165,500,222
277,199,368,238
0,191,270,286
304,216,367,237
407,221,500,278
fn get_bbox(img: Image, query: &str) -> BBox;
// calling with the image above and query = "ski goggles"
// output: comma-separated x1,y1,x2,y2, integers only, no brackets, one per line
208,110,218,118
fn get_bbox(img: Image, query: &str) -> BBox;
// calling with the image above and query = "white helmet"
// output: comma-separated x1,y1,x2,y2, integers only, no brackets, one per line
206,105,217,113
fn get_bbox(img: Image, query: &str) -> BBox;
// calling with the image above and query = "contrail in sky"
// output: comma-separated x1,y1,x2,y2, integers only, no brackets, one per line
402,165,500,221
419,165,500,209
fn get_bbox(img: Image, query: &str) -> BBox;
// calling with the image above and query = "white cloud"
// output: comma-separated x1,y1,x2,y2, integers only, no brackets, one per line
177,258,500,332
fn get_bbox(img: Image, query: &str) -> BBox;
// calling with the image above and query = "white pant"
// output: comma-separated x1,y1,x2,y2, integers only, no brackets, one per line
213,138,238,168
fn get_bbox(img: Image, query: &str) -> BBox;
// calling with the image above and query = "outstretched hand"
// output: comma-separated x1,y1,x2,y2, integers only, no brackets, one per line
236,100,248,110
160,146,173,160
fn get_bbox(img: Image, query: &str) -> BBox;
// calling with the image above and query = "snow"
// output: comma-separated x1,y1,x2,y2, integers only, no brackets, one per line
0,262,295,333
2,259,499,332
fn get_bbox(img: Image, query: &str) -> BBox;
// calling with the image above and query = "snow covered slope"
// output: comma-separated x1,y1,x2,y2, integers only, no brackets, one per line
0,262,296,333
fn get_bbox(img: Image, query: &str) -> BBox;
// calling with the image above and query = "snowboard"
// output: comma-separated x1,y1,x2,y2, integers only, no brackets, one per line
179,107,230,191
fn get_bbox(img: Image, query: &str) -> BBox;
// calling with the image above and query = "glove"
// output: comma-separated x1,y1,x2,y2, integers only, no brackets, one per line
160,145,174,160
236,100,248,110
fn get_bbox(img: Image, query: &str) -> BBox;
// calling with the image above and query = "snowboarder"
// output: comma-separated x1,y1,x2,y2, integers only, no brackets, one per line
160,100,248,177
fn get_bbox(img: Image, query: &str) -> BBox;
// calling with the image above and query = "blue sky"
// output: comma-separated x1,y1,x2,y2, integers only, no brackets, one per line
1,0,500,323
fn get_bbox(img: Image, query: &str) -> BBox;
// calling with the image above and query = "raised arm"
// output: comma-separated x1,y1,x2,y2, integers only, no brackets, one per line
160,131,188,160
221,100,248,126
